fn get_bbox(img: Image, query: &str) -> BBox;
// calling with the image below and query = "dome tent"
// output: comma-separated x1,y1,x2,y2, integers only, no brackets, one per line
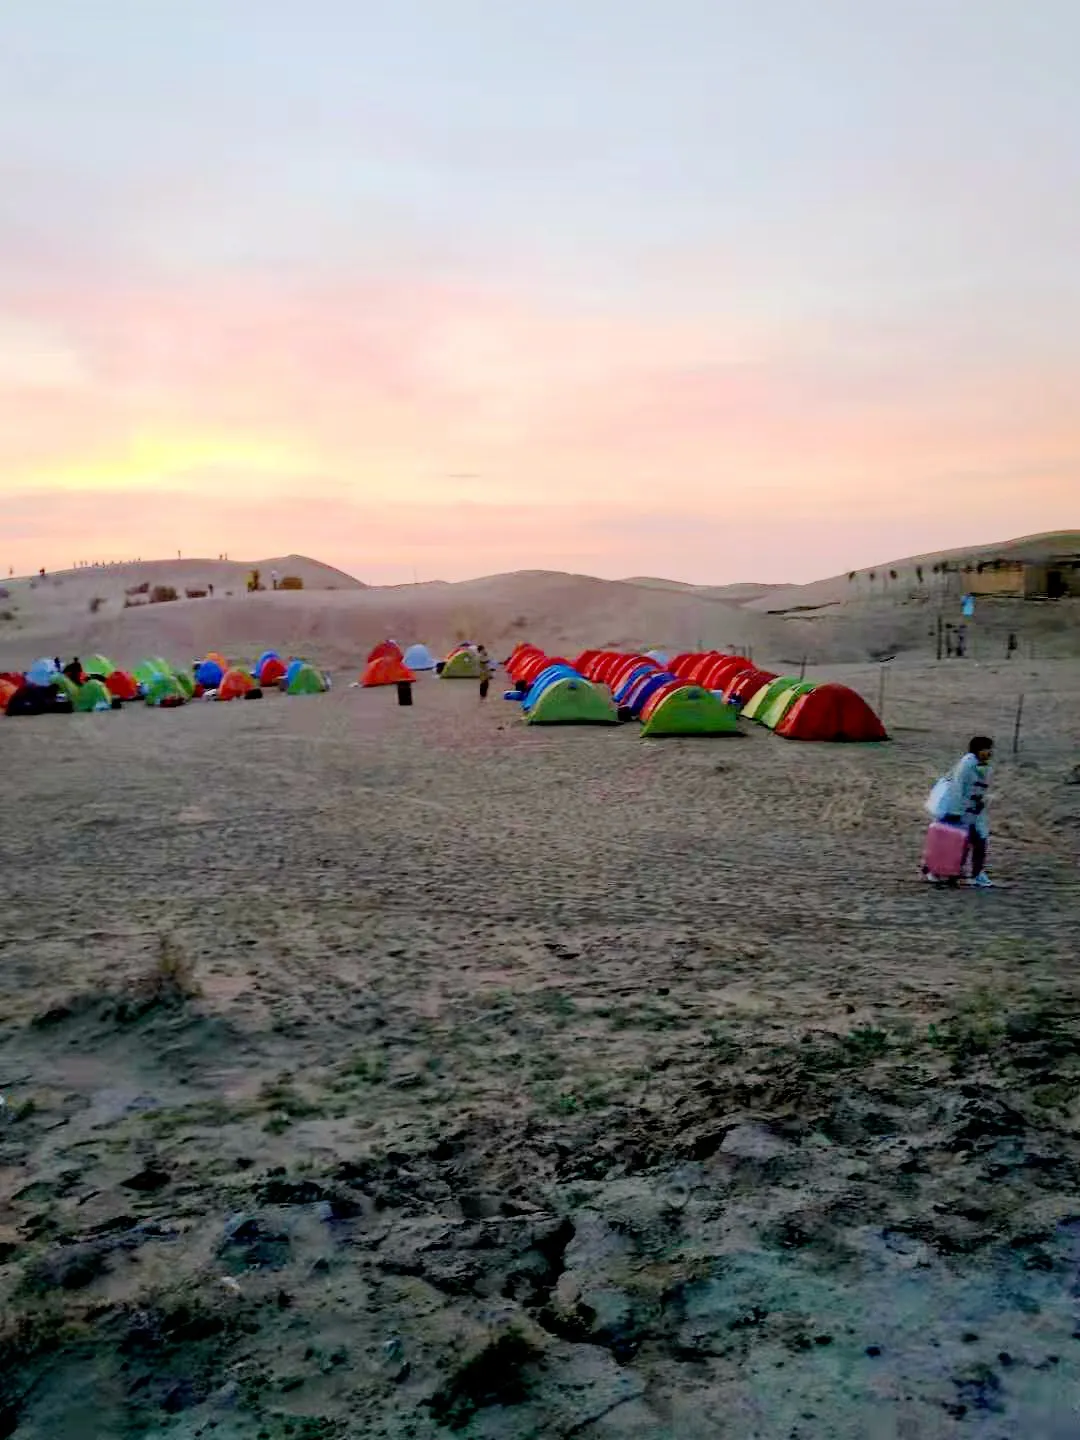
145,672,186,707
287,664,326,695
26,658,59,687
641,686,738,737
106,670,140,701
367,640,403,663
526,676,617,725
82,654,116,678
521,665,580,713
259,656,287,685
441,647,483,679
74,678,114,713
760,681,816,730
361,655,415,686
218,668,254,701
776,684,888,742
742,676,802,722
403,643,436,671
196,658,225,688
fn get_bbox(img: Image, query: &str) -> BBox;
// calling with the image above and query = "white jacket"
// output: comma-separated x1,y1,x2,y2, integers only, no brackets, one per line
945,752,991,838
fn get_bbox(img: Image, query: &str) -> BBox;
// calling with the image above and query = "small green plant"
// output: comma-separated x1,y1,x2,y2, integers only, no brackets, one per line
840,1026,891,1061
342,1053,388,1085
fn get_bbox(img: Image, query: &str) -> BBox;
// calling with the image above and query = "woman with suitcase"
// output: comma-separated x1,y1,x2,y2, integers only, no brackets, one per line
923,736,994,887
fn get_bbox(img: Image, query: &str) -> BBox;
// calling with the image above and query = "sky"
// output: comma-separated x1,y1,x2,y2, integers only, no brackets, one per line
2,1,1078,585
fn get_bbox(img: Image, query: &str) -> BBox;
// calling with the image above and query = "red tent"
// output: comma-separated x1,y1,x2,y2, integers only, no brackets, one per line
218,668,254,701
639,680,688,722
106,670,139,701
259,656,287,686
367,640,403,664
776,683,888,742
361,655,415,686
726,668,776,703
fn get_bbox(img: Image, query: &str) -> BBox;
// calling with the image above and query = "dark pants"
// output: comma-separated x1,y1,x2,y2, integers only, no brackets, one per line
479,680,490,700
967,827,987,876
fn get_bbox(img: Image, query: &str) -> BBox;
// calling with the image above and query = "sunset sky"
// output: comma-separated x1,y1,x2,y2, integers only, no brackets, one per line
2,1,1078,584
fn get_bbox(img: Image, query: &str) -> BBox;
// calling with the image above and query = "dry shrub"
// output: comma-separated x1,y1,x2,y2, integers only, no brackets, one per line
280,575,303,590
185,588,207,599
88,596,105,614
127,935,202,1011
150,585,178,605
125,581,149,596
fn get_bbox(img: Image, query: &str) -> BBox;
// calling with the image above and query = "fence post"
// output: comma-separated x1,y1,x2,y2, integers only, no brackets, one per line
1012,694,1025,754
877,664,886,721
799,655,807,680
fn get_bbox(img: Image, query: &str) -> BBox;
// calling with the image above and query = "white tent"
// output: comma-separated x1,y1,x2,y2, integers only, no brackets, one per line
403,643,436,671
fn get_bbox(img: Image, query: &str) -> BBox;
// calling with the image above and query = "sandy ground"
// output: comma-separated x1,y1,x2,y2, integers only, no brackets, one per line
1,658,1079,1438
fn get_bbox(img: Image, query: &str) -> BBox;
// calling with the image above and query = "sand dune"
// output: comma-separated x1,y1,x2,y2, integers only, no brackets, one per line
0,568,820,674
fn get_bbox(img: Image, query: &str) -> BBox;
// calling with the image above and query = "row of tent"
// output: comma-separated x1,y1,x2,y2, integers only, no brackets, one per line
357,641,486,686
499,645,887,741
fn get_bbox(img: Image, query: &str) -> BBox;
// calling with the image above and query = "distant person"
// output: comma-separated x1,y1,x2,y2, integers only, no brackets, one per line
477,645,494,700
63,657,82,684
53,657,62,673
941,736,995,888
271,569,279,591
955,624,967,658
208,583,214,597
1007,632,1018,659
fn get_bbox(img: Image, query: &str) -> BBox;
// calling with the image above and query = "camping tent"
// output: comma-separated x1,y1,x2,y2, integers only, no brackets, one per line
258,656,287,685
145,672,186,707
106,670,139,701
134,658,169,687
726,668,777,705
26,658,59,687
196,658,224,688
639,680,691,723
255,650,280,676
526,676,617,725
622,670,679,718
522,665,580,712
613,664,658,704
0,679,18,713
74,678,114,713
53,674,80,705
742,676,801,722
218,668,254,701
82,654,116,678
760,681,816,730
361,656,415,686
285,658,310,687
776,684,888,742
403,643,436,671
367,640,403,663
173,670,195,698
641,686,739,737
441,648,483,679
287,664,326,695
645,649,670,666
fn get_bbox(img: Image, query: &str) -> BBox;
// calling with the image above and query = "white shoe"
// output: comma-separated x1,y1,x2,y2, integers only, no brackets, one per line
971,872,994,889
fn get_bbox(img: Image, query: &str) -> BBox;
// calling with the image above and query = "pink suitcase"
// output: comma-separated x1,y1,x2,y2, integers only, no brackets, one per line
922,821,968,879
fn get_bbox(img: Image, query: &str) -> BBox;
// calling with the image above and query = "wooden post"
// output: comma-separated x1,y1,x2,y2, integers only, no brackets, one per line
799,655,807,680
1012,693,1025,754
877,664,886,721
936,614,943,661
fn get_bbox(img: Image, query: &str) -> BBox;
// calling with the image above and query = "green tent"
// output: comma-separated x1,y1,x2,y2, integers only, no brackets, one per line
441,648,483,679
82,654,116,677
173,669,195,698
760,681,816,730
527,676,617,725
133,658,166,687
54,674,80,704
74,678,113,712
641,685,739,737
145,672,185,706
742,675,801,722
286,664,326,695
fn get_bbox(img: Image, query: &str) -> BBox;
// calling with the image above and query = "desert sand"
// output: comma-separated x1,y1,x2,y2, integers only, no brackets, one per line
2,548,1080,1438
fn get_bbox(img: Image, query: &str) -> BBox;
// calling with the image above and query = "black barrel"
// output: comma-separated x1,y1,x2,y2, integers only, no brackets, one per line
397,681,413,706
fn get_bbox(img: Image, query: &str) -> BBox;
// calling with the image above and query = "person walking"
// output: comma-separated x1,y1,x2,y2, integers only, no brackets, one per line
942,735,994,887
477,645,494,700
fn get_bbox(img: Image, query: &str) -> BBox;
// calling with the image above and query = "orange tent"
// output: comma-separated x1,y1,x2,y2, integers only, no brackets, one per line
0,678,17,713
367,640,403,664
218,668,254,701
259,656,287,685
106,670,139,701
206,651,228,670
361,655,415,687
776,683,888,742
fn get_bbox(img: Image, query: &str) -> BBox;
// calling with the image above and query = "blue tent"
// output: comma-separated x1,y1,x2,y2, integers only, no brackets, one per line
522,664,580,713
26,657,59,687
196,659,224,688
255,650,280,675
403,643,436,671
285,659,308,686
623,670,678,718
614,664,658,704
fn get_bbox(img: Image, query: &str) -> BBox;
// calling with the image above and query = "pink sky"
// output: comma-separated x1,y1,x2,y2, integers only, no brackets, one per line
3,2,1078,584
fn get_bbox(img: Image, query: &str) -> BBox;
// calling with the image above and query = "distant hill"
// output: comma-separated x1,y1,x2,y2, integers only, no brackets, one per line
622,577,788,603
